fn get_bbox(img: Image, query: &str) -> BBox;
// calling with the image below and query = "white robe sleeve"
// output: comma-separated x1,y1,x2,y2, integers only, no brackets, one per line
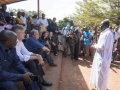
94,34,113,51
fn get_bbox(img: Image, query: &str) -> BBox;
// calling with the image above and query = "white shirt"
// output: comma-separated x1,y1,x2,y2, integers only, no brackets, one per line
16,40,33,62
31,18,38,26
37,18,48,27
20,16,27,30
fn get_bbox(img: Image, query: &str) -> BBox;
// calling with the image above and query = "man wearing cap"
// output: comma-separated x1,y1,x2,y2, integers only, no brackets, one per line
49,17,58,45
66,26,77,59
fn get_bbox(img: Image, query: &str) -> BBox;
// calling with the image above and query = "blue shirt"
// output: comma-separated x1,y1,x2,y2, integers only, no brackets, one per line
0,43,28,81
83,31,92,45
24,37,44,51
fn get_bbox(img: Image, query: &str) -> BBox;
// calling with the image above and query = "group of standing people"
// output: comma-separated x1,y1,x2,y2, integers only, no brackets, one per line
59,20,120,90
60,25,93,60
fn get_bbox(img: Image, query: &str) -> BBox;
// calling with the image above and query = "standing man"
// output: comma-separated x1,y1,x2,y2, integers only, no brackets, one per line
0,4,9,19
31,15,39,30
49,17,58,45
0,13,6,32
66,26,77,59
74,29,80,60
83,27,92,60
37,13,48,32
9,12,16,25
61,27,70,57
21,12,27,30
90,20,114,90
16,12,25,26
0,4,8,32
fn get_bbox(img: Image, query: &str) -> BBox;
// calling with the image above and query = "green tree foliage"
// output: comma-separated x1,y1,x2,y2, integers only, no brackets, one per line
74,0,106,27
74,0,120,27
102,0,120,25
57,17,74,30
8,8,43,17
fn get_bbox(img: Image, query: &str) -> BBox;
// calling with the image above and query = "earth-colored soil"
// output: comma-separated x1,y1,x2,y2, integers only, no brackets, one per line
44,52,120,90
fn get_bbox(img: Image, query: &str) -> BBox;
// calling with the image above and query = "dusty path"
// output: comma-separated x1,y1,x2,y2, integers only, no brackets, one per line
59,56,89,90
44,52,120,90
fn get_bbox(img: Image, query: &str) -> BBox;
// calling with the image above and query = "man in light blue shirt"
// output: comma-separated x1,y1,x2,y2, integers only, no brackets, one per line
83,28,92,60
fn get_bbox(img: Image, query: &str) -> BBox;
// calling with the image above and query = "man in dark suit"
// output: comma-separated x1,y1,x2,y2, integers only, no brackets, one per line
49,18,58,45
24,30,57,66
0,30,41,90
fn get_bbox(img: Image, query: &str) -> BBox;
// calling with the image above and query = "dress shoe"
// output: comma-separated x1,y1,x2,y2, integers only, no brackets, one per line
54,53,58,56
41,80,52,86
49,63,57,67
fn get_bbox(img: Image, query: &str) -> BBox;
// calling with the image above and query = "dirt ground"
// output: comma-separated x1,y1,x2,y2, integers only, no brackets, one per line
44,52,120,90
59,56,120,90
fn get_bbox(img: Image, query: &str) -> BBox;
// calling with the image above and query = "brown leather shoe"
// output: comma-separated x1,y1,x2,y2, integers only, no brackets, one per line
49,63,57,67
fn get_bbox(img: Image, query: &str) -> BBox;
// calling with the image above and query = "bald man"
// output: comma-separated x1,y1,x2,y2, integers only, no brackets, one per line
0,30,41,90
90,20,114,90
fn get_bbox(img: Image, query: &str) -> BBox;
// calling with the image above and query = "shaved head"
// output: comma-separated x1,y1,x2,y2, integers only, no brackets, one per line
100,19,109,31
0,30,17,48
0,30,16,42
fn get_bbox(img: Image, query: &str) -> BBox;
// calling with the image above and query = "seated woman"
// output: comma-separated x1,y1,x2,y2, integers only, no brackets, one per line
41,31,50,49
48,32,58,56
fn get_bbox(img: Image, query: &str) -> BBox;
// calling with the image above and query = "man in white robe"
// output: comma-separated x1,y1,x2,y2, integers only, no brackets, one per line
90,20,114,90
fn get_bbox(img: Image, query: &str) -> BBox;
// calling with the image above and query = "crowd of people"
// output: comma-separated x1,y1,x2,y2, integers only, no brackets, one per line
0,4,59,90
0,4,120,90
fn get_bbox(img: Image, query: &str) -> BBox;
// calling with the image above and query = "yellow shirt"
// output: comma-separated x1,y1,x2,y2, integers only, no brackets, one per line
15,17,24,25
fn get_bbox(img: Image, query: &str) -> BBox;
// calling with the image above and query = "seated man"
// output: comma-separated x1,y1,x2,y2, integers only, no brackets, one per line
24,30,57,66
11,25,52,90
0,30,40,90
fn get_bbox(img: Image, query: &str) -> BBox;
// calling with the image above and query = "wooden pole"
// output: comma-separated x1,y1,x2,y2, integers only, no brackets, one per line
38,0,40,18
